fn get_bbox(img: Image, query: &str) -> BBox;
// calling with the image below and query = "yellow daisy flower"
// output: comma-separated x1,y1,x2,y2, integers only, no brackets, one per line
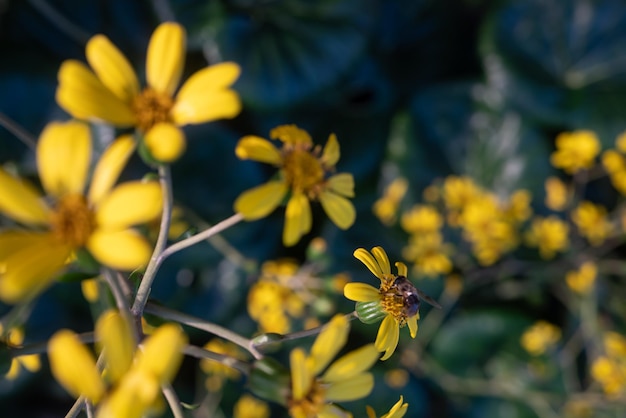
0,121,162,304
234,124,356,246
56,22,241,162
288,314,379,418
344,247,421,360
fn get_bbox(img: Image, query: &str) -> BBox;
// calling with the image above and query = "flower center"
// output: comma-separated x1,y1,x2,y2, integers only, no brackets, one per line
132,88,174,132
288,379,327,418
49,194,96,248
379,276,409,326
282,149,325,197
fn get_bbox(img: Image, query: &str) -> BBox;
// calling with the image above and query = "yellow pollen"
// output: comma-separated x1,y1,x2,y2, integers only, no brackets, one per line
132,88,174,132
49,194,96,248
380,276,408,326
289,380,327,418
283,149,325,197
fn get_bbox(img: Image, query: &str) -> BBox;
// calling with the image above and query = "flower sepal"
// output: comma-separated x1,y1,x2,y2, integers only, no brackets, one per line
251,333,284,353
356,300,387,324
248,357,290,405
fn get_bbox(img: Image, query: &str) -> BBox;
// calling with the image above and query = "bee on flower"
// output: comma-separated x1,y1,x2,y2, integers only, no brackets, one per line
234,124,356,246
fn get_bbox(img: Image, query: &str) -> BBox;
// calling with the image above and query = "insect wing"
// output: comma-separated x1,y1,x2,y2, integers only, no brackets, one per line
416,288,442,309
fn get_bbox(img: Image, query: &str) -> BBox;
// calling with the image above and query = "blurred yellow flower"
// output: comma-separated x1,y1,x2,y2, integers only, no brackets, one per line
56,22,241,162
550,130,600,174
288,314,379,418
2,326,40,380
400,204,443,235
373,177,408,225
0,123,162,304
234,394,271,418
565,262,597,295
48,310,187,418
234,125,355,246
525,215,569,259
366,396,409,418
402,232,453,278
591,332,626,397
344,247,419,360
200,339,246,392
571,201,612,246
544,177,569,211
520,320,561,356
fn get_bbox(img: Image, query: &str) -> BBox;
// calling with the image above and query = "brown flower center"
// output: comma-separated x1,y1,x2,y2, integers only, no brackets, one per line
132,88,174,132
282,149,325,198
379,276,408,326
49,194,96,248
288,379,327,418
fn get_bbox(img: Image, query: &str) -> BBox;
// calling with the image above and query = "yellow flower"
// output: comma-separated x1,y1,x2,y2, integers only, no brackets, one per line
234,394,271,418
344,247,419,360
544,177,569,211
56,22,241,162
0,122,162,304
402,232,453,278
565,262,597,295
288,314,379,418
373,177,408,225
48,310,187,418
520,320,561,356
550,130,600,174
200,338,246,391
234,125,355,246
591,332,626,397
571,201,612,246
2,326,40,380
524,216,569,259
366,396,409,418
400,204,443,234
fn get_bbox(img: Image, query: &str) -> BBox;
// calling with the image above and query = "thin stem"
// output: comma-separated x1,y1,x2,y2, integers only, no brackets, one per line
12,332,95,357
64,397,85,418
162,383,184,418
161,213,244,261
0,112,37,151
144,302,262,360
131,165,173,319
183,345,250,375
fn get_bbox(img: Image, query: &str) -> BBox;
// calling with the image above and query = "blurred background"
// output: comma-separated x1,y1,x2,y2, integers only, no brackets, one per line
1,0,626,417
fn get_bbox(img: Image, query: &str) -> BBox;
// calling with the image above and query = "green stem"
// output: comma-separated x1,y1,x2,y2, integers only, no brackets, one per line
0,112,36,151
183,344,250,375
144,302,262,360
131,165,173,319
64,397,85,418
11,332,94,357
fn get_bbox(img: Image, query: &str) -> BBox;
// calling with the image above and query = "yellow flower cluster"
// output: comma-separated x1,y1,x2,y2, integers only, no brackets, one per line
520,320,562,356
602,132,626,195
525,215,569,259
1,326,40,380
550,130,600,174
200,339,246,392
571,201,613,246
373,178,409,225
565,261,597,295
591,332,626,397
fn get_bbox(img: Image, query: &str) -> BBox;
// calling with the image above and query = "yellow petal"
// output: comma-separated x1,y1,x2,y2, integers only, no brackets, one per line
322,344,379,382
270,125,312,146
327,173,354,198
234,181,287,220
86,34,139,103
325,372,374,402
48,329,105,404
18,354,41,373
95,310,135,384
376,316,399,361
353,248,383,280
407,315,418,339
0,232,71,304
37,120,91,197
0,168,49,225
56,60,136,126
171,62,242,124
147,22,185,96
371,246,391,276
235,136,282,165
96,181,162,229
97,369,159,418
283,192,312,247
81,278,100,303
343,283,380,302
310,314,349,375
134,323,187,383
88,134,136,205
143,123,186,162
87,229,152,270
395,261,408,277
289,348,311,401
319,191,356,230
321,133,340,167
